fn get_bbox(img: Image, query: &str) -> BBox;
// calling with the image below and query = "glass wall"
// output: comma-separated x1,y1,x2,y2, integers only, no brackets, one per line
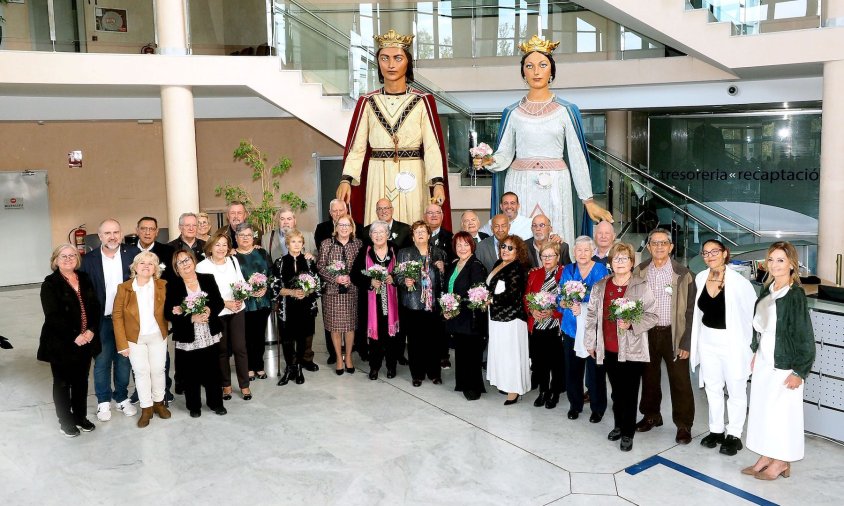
649,112,821,235
688,0,820,35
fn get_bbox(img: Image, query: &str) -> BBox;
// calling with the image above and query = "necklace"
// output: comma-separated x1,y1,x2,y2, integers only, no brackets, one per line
519,96,556,117
612,275,630,293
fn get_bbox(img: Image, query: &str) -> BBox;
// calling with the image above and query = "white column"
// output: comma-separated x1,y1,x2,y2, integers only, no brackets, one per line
817,59,844,282
156,1,198,240
605,110,629,222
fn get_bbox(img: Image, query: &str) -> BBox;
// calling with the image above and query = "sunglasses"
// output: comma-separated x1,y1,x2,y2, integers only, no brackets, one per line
499,244,515,251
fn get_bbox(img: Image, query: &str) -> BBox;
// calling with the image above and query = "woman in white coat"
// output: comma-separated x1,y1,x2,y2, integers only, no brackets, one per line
690,239,757,456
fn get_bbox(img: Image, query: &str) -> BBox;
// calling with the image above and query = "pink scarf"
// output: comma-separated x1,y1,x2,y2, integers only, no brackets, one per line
366,248,399,340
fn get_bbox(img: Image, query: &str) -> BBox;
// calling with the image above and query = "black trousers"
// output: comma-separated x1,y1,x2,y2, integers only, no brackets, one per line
219,311,249,389
244,308,270,372
368,335,398,372
454,332,486,394
564,335,607,415
639,325,695,429
605,351,645,438
177,345,223,412
531,327,566,394
280,331,308,368
51,357,92,426
404,308,442,381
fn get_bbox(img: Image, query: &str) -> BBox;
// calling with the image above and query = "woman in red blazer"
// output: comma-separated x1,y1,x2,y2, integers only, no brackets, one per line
524,241,565,410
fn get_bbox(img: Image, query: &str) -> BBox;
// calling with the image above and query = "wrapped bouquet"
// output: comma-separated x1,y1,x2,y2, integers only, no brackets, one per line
608,297,644,323
439,293,462,319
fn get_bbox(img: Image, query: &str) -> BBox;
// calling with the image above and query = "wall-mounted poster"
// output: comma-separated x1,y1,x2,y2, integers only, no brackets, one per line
96,8,128,32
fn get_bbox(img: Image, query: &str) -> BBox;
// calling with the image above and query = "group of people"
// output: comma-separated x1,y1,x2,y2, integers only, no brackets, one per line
36,26,815,483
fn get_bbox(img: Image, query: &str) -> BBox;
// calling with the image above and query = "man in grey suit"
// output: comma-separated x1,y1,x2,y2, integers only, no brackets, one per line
477,214,510,271
525,214,572,268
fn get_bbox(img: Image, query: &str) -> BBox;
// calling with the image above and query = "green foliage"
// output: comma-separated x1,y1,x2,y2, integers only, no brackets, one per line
215,140,304,236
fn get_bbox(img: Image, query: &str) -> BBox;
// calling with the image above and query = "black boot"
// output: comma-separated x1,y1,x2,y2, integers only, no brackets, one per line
277,366,292,386
533,391,547,407
295,364,305,385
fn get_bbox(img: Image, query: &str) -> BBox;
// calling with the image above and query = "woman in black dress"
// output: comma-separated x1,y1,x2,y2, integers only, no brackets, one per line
38,244,101,437
443,232,488,400
272,229,320,386
351,220,399,381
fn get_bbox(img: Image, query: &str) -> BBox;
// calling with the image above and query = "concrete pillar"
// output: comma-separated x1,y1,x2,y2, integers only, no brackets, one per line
605,110,629,158
817,59,844,282
155,1,198,240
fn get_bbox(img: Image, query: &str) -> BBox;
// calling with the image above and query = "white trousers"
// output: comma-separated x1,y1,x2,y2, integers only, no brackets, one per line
128,330,167,408
698,326,749,437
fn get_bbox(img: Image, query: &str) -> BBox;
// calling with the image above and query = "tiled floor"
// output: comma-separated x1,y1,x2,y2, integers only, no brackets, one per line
1,285,841,505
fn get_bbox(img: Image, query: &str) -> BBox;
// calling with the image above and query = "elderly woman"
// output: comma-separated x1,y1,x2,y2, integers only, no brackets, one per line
165,249,227,417
443,231,488,400
197,212,212,242
585,242,658,452
38,244,101,437
487,235,531,405
273,229,320,385
196,231,252,401
234,223,273,381
396,221,447,387
318,215,363,375
690,239,757,456
351,220,399,381
560,236,610,422
112,251,170,428
743,242,815,480
525,242,565,410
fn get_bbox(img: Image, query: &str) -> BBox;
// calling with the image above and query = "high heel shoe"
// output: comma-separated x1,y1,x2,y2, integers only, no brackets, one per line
335,368,345,376
222,388,233,401
241,389,252,401
345,366,356,374
754,462,790,480
741,465,767,476
504,394,520,406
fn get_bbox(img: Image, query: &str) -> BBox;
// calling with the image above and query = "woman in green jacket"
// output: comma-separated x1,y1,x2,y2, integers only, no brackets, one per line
743,241,815,481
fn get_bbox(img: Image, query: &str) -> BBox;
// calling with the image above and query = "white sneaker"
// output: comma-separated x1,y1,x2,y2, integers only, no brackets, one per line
117,399,137,417
96,402,112,422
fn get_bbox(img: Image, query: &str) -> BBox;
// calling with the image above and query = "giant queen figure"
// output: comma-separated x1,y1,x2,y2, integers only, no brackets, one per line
336,29,452,229
485,35,612,244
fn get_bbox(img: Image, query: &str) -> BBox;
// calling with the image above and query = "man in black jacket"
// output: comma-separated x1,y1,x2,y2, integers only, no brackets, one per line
362,198,411,249
80,219,140,423
426,203,453,262
525,215,571,268
460,210,489,244
169,212,206,261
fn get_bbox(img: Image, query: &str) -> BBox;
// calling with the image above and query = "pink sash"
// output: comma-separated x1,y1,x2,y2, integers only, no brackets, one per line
366,249,399,340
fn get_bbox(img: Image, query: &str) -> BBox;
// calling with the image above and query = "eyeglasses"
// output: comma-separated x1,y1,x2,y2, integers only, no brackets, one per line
336,223,352,228
58,254,76,261
176,258,193,266
649,240,671,247
540,254,558,259
612,256,631,263
425,211,443,216
376,206,393,211
701,249,724,258
236,232,254,238
138,227,157,233
499,244,515,251
531,223,548,229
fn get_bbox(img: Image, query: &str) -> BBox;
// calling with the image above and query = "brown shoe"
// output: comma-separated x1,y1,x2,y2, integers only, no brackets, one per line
635,414,664,432
153,401,171,420
137,407,153,428
675,427,692,444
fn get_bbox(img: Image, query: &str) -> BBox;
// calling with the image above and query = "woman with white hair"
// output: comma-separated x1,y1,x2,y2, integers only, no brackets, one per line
560,235,609,422
113,251,170,428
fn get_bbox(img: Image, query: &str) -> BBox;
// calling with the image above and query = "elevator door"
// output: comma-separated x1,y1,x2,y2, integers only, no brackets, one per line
0,171,52,286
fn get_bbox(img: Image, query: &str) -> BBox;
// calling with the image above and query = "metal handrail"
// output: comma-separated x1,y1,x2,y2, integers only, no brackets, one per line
587,143,761,238
590,148,739,247
279,0,474,118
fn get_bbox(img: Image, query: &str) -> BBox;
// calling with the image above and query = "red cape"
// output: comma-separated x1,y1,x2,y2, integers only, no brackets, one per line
341,88,453,230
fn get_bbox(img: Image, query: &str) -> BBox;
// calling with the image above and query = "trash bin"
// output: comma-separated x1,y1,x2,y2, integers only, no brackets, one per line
264,311,279,378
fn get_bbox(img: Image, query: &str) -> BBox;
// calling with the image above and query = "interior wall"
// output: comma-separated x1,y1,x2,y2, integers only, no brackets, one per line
0,117,342,248
82,0,156,54
0,0,32,50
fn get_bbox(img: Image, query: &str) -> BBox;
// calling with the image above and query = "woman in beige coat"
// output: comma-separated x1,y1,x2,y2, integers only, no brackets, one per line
113,251,170,428
586,242,658,452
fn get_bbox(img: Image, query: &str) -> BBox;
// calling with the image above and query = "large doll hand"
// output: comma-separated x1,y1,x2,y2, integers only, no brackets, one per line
585,200,613,223
336,181,351,204
431,185,445,206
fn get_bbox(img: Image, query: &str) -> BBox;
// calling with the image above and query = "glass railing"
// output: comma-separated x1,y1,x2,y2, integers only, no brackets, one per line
188,0,271,56
687,0,821,35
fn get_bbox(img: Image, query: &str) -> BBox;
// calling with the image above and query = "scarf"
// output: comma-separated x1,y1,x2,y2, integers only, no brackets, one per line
366,247,399,340
420,252,433,311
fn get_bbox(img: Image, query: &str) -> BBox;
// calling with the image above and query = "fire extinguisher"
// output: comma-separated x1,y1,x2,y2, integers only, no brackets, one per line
68,224,87,255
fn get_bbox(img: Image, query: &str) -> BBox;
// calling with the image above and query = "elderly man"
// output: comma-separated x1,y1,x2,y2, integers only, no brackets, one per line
315,199,362,248
476,214,510,272
168,212,205,261
526,215,571,268
218,201,248,247
363,198,411,249
136,217,174,282
425,203,453,261
263,205,317,261
592,220,616,264
80,219,140,422
480,192,531,240
461,210,489,244
632,228,696,445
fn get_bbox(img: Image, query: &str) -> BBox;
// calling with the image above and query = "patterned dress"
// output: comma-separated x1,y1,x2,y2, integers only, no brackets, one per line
317,237,363,332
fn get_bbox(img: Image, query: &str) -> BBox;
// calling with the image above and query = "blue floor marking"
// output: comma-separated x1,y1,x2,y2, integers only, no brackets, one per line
625,455,779,506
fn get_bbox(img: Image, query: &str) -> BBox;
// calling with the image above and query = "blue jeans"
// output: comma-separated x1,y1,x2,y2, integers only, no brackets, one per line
93,317,132,403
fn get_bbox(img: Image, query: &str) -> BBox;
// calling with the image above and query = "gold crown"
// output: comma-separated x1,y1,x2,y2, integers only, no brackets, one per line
518,35,560,55
374,29,414,50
